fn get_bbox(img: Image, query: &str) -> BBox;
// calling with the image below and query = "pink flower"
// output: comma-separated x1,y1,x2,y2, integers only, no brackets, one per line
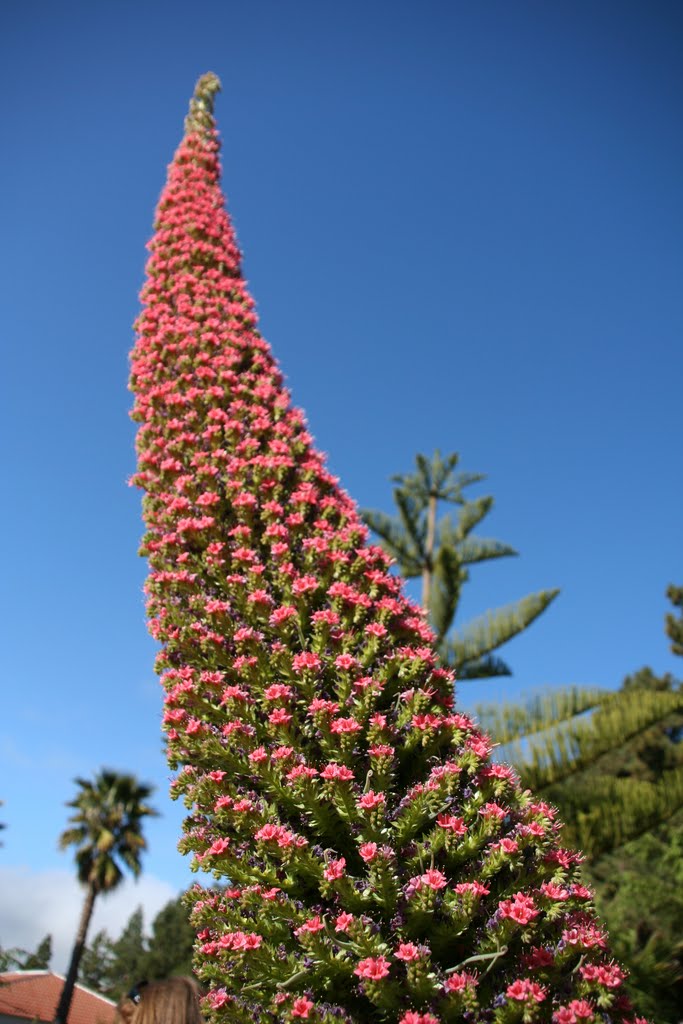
359,842,378,862
206,989,230,1009
330,716,362,733
524,946,555,969
368,744,394,757
568,1000,595,1019
553,1010,577,1024
436,814,467,835
506,979,546,1003
269,605,297,626
272,745,294,759
493,837,519,854
498,892,539,925
255,824,280,842
291,574,318,595
334,653,357,670
580,962,625,988
481,762,516,781
541,882,569,900
479,801,507,819
335,912,354,932
263,683,293,701
308,698,339,716
206,837,230,856
287,764,319,781
232,798,253,812
421,868,447,890
291,997,314,1018
320,762,355,781
445,971,478,992
394,942,422,962
269,708,293,726
357,790,385,810
296,916,325,937
323,857,346,881
354,956,390,980
454,880,489,896
412,713,441,730
292,651,321,672
311,609,339,625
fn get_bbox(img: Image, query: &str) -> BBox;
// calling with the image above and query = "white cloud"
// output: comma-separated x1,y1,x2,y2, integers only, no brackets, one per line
0,866,178,974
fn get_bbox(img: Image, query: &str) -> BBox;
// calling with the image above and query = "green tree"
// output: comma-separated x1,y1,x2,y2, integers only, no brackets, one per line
588,815,683,1022
477,672,683,860
108,907,146,999
22,935,52,970
141,896,195,981
79,896,195,999
78,930,116,995
361,451,559,679
54,771,156,1024
478,585,683,859
1,935,52,972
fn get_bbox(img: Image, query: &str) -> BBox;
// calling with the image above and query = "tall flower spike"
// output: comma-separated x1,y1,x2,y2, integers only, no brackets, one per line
130,76,647,1024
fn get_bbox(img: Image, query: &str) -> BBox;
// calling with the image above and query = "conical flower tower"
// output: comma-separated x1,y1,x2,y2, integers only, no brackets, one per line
130,74,643,1024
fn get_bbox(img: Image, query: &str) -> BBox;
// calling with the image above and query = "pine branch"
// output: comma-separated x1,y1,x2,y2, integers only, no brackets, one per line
475,687,607,744
561,767,683,859
512,688,683,791
454,537,518,566
443,589,560,671
454,654,513,680
358,509,422,576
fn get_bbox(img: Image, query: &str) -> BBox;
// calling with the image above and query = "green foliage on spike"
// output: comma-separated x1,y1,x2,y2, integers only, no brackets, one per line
361,451,559,679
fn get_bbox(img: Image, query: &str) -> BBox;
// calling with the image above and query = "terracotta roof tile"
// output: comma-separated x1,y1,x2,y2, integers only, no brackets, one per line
0,971,116,1024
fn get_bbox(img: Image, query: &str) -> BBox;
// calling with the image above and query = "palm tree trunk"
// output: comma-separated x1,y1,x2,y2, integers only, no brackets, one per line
53,884,97,1024
421,491,437,610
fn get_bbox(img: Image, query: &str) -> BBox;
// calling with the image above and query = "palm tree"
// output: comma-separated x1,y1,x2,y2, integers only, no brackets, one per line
54,770,157,1024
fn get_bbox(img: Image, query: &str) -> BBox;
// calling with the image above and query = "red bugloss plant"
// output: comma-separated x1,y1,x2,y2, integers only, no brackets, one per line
130,74,645,1024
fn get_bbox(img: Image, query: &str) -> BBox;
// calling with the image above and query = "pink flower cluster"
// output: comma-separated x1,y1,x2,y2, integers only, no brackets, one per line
131,73,644,1024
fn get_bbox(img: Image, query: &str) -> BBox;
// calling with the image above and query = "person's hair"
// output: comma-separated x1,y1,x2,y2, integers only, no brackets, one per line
129,977,202,1024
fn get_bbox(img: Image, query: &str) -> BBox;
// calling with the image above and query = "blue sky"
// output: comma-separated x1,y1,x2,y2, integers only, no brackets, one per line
1,0,681,967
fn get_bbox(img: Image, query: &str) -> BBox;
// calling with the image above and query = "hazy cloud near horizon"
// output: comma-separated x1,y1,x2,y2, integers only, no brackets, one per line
0,866,177,974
